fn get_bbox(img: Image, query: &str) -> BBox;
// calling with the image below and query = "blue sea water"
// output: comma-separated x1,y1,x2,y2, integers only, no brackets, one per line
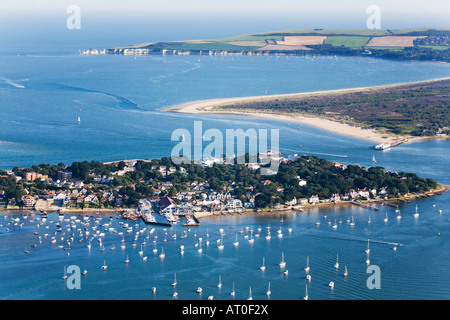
0,51,449,300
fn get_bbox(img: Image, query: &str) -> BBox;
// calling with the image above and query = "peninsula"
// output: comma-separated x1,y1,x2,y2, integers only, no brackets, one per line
0,154,445,223
165,78,450,146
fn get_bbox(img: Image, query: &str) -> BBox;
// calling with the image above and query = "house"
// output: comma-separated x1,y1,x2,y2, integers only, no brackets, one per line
23,195,35,207
158,196,177,212
285,197,297,206
225,199,243,210
308,195,320,204
299,198,309,205
358,189,370,198
330,194,341,202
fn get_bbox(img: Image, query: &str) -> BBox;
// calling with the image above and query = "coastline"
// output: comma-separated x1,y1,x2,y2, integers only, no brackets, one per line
194,184,449,220
164,77,450,145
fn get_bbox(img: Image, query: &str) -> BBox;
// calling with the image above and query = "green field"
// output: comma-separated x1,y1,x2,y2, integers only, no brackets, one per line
324,36,371,48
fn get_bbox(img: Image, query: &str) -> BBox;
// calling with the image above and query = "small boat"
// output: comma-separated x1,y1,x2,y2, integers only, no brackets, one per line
304,256,310,273
343,265,348,278
397,210,402,220
152,287,157,294
366,252,370,265
208,296,214,300
260,256,266,271
248,230,255,243
172,273,177,287
159,247,165,259
217,274,222,288
125,255,130,264
266,282,271,296
82,270,88,275
334,254,339,269
173,292,178,299
233,234,239,247
196,287,202,294
413,205,419,218
230,282,236,297
329,281,334,289
306,274,311,281
247,287,253,300
349,216,355,227
372,155,376,163
217,238,224,250
101,260,107,269
279,252,286,268
303,283,309,300
365,239,371,254
384,212,388,223
283,269,289,276
368,216,372,224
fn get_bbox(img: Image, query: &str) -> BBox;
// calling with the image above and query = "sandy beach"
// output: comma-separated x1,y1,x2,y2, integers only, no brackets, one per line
165,78,450,144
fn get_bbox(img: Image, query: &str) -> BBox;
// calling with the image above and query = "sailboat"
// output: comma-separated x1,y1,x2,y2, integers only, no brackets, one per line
172,273,177,287
77,116,80,124
384,212,388,223
366,252,370,265
233,234,239,247
303,283,309,300
125,254,130,264
260,256,266,271
279,252,286,268
372,155,376,163
217,238,224,250
413,205,420,218
159,247,165,259
343,265,348,278
365,239,371,254
197,239,203,253
349,216,355,227
247,287,253,300
101,260,107,269
304,256,310,272
230,282,235,297
334,254,339,269
217,274,222,288
266,282,271,296
397,209,402,220
248,230,254,244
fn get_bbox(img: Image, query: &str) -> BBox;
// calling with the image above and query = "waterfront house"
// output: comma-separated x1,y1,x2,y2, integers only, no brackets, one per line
23,195,35,207
299,198,309,205
330,194,341,202
308,195,320,204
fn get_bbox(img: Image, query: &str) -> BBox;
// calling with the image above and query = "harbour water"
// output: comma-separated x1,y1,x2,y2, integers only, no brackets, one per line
0,191,449,300
0,51,449,300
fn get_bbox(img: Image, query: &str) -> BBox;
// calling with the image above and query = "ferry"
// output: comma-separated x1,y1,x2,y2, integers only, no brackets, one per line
375,143,391,150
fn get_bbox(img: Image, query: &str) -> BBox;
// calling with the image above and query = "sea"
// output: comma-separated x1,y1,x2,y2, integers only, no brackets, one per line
0,45,450,300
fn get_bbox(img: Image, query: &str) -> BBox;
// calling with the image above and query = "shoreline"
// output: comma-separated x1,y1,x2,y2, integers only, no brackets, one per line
164,77,450,145
2,185,447,219
195,184,449,220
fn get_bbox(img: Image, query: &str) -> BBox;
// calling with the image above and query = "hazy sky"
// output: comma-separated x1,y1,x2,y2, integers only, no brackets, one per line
0,0,448,52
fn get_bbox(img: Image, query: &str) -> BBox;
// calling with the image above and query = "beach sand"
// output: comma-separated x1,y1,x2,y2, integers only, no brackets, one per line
164,78,450,144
